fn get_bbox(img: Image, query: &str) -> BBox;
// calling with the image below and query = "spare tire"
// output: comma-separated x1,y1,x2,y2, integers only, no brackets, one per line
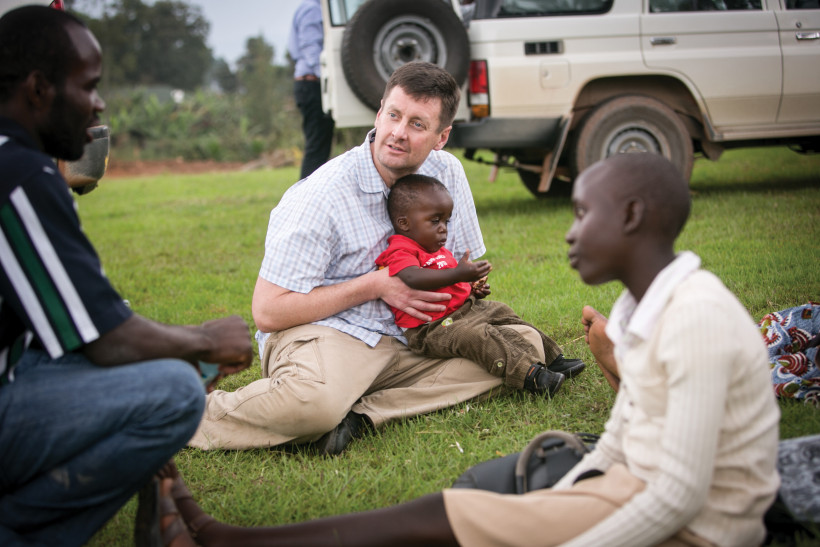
342,0,470,112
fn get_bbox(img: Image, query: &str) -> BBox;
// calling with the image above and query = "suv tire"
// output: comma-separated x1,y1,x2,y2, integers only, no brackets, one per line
570,95,694,182
341,0,470,111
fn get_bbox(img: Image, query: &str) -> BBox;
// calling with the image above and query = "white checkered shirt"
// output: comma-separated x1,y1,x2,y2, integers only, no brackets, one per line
256,130,485,349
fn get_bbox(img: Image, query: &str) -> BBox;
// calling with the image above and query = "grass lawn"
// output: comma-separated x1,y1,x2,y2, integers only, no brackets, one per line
82,147,819,544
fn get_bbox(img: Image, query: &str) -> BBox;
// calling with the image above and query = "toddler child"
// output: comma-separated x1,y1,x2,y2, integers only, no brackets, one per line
376,174,585,397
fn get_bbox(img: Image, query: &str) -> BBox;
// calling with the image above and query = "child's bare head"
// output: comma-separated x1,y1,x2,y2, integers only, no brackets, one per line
387,174,454,252
387,174,450,229
566,153,690,286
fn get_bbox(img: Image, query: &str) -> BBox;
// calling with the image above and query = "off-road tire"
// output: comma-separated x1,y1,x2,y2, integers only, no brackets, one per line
570,95,694,182
341,0,470,111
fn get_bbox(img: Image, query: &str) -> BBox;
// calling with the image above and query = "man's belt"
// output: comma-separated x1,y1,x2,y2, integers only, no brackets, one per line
295,74,319,81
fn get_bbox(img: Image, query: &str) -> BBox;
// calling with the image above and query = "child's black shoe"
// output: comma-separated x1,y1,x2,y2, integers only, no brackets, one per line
524,364,565,398
547,354,586,379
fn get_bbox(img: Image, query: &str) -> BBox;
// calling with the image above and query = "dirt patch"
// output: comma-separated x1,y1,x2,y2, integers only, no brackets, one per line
105,150,299,178
105,159,246,178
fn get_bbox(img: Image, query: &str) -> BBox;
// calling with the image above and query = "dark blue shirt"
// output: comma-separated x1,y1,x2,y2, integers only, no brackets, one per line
0,117,131,382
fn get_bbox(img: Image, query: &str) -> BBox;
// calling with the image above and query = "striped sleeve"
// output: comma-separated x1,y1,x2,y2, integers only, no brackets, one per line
0,176,130,359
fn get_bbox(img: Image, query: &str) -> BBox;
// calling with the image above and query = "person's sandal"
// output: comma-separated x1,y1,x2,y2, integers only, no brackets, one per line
134,477,190,547
170,472,217,542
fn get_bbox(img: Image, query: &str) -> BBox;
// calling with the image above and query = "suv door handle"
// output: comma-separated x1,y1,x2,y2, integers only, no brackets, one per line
649,36,676,46
796,32,819,41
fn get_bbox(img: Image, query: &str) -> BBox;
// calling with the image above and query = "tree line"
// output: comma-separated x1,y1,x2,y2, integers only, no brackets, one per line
66,0,359,164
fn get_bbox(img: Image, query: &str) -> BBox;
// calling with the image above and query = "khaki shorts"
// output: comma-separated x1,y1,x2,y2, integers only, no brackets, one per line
443,463,714,547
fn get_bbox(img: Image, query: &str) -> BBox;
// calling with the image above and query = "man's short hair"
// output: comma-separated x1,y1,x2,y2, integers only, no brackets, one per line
382,62,461,131
0,6,87,102
387,174,449,226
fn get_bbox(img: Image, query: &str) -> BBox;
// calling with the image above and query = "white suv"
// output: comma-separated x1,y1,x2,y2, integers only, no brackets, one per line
321,0,820,196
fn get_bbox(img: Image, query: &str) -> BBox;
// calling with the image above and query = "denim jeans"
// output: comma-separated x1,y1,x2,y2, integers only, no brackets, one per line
0,349,205,546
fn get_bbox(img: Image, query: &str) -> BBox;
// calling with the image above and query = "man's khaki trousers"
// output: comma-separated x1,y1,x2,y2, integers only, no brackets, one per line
189,324,544,450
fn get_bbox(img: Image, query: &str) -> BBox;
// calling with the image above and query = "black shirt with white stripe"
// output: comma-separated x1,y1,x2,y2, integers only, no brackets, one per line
0,117,132,383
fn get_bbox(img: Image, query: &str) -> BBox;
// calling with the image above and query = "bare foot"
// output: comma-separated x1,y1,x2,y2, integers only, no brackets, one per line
581,305,620,391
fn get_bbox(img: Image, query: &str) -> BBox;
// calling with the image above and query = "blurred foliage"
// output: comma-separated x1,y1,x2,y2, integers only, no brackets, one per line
103,86,299,162
76,0,212,91
66,0,373,163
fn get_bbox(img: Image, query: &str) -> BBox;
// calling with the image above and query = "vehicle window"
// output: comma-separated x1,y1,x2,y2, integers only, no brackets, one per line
327,0,367,26
475,0,613,18
785,0,819,8
649,0,761,12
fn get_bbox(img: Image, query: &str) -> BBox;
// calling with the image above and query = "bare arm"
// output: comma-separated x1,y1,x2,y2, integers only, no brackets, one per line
82,314,254,376
397,251,492,291
252,268,453,332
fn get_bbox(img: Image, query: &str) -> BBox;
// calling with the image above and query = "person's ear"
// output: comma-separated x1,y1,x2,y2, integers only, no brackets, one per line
24,70,56,111
433,125,452,151
395,215,411,233
623,197,645,235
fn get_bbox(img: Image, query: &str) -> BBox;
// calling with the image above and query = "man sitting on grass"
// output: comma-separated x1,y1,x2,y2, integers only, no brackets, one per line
0,7,253,545
154,153,781,547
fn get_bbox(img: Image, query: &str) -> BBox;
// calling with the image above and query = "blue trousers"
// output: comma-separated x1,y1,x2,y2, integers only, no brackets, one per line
0,349,205,546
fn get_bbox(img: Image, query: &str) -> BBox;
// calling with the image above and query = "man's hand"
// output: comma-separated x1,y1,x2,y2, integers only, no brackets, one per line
379,268,451,323
199,315,254,376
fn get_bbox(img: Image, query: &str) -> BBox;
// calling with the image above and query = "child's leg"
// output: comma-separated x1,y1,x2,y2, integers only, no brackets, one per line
405,299,557,390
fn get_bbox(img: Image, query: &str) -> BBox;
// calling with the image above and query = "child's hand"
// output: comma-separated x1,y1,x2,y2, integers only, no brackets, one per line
455,250,493,281
472,277,491,299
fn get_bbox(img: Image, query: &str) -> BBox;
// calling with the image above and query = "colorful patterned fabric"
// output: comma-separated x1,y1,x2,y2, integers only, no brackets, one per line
760,302,820,406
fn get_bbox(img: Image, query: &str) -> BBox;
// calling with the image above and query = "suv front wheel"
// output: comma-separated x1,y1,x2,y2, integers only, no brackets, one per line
570,95,694,182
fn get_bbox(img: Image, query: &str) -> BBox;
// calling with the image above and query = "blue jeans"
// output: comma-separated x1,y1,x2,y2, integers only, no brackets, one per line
0,350,205,546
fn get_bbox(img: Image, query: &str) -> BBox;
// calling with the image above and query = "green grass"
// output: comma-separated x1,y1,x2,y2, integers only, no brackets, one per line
82,147,820,544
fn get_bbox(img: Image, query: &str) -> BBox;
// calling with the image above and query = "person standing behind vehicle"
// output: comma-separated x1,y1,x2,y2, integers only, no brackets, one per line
0,7,253,545
288,0,335,179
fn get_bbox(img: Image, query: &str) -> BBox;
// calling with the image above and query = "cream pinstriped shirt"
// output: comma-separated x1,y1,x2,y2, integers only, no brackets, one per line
556,253,780,546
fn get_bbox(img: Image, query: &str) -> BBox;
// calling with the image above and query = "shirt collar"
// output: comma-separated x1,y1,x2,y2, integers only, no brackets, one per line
0,116,40,152
358,129,389,197
605,251,701,351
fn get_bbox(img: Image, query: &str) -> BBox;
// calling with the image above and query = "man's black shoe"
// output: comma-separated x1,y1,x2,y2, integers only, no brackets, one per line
314,411,369,456
547,354,586,379
524,364,565,399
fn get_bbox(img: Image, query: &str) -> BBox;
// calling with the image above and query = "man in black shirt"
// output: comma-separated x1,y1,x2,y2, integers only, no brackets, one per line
0,6,253,545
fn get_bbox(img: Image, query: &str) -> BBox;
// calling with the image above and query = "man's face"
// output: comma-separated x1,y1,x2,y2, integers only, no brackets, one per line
565,164,625,286
372,86,452,186
398,187,454,253
40,25,105,161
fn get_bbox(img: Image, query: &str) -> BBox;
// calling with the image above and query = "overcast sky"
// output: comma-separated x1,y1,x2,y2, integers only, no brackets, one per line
72,0,304,67
190,0,303,67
